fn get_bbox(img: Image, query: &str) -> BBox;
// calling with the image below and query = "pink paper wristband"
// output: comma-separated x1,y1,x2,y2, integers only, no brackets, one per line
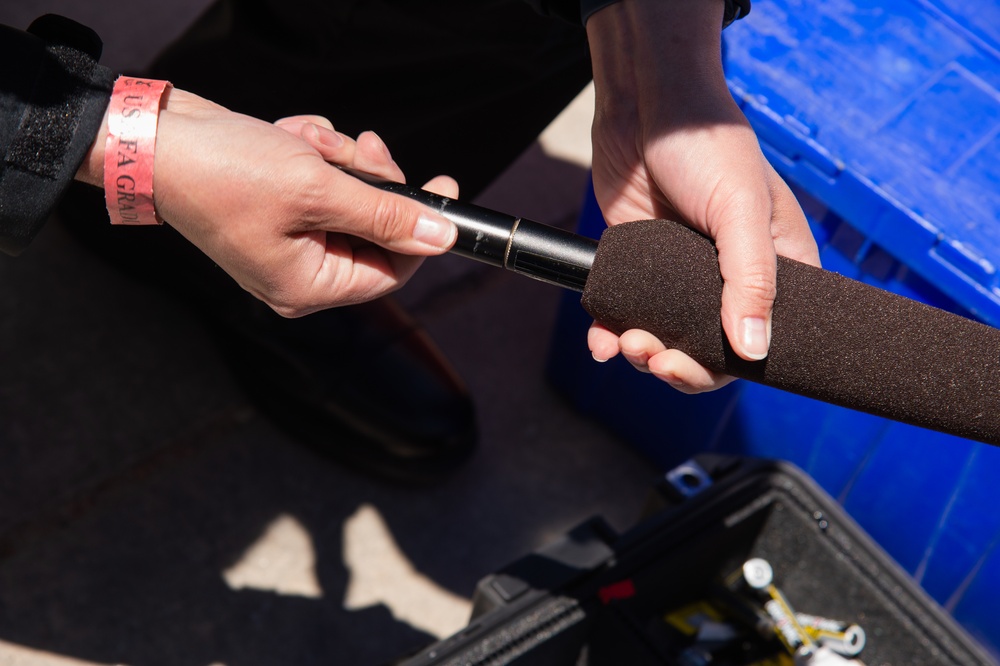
103,76,172,225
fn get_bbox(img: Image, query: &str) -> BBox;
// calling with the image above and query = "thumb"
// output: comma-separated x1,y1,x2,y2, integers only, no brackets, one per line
714,206,778,362
422,174,459,200
321,169,459,255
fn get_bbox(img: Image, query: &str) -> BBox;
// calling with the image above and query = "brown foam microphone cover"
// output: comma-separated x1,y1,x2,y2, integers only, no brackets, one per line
581,219,1000,445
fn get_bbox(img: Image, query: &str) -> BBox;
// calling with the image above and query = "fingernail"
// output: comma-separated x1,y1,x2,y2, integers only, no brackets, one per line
314,125,344,148
653,370,685,389
413,214,457,249
623,353,650,373
303,123,321,141
592,352,608,363
740,316,770,360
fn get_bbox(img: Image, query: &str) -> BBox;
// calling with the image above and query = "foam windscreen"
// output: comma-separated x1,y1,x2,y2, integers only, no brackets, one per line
581,219,1000,445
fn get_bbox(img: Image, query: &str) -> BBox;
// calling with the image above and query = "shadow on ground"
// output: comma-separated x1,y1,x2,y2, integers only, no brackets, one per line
0,146,658,665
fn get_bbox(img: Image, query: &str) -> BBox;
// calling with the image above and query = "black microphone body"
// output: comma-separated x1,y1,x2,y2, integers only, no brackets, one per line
345,170,1000,446
344,170,596,292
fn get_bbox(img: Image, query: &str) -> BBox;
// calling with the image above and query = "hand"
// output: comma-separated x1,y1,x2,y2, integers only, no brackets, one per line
78,90,458,317
585,0,820,394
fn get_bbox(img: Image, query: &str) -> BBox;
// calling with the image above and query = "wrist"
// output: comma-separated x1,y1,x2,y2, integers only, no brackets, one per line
587,0,731,116
102,76,172,225
75,105,110,187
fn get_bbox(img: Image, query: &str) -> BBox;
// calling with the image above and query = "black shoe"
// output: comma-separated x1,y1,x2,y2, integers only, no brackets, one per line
208,296,477,483
57,183,477,483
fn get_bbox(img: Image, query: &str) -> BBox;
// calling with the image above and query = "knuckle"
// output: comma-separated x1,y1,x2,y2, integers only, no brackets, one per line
267,295,307,319
275,167,331,229
295,169,332,220
270,303,300,318
736,265,777,306
369,194,411,241
261,284,314,319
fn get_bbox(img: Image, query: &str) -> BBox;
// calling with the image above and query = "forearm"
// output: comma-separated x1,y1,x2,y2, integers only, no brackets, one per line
74,87,225,190
583,0,819,373
586,0,730,124
73,105,109,188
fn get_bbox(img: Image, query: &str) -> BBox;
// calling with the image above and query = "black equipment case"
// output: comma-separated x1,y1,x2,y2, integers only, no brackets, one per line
398,455,996,666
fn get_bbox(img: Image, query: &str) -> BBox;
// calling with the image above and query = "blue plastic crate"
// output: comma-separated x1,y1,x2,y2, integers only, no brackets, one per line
547,0,1000,657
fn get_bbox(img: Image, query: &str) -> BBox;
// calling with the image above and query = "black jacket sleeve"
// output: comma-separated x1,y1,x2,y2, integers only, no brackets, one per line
524,0,750,26
520,0,617,24
0,15,114,256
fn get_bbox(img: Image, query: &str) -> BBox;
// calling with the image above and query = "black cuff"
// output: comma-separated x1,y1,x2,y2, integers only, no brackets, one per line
580,0,619,24
525,0,751,26
723,0,751,27
0,15,114,255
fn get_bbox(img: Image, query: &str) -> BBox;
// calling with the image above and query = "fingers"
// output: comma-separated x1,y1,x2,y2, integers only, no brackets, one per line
588,324,735,393
647,348,736,394
322,241,427,306
619,329,735,393
275,116,359,167
266,238,427,317
274,114,335,132
588,322,622,362
618,328,664,373
274,119,459,256
285,120,460,211
710,179,778,363
323,135,461,253
308,170,456,255
326,132,457,254
421,174,459,200
292,123,404,184
275,116,399,180
300,123,356,165
767,166,821,268
715,164,822,363
276,116,402,183
353,130,406,183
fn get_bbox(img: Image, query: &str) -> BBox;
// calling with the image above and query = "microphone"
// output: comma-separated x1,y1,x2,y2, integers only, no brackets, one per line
342,168,597,292
344,169,1000,446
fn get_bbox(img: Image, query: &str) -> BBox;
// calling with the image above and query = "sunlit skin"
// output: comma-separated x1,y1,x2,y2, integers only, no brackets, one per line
77,90,459,318
583,0,819,393
76,0,821,397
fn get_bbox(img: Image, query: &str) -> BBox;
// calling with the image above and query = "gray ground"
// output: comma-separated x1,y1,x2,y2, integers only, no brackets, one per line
0,3,659,665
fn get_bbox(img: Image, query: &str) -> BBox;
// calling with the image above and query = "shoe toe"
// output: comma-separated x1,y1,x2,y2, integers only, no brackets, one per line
216,298,478,483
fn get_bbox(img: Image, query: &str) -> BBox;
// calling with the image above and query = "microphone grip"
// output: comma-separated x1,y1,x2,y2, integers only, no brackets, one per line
581,220,1000,446
338,167,597,291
